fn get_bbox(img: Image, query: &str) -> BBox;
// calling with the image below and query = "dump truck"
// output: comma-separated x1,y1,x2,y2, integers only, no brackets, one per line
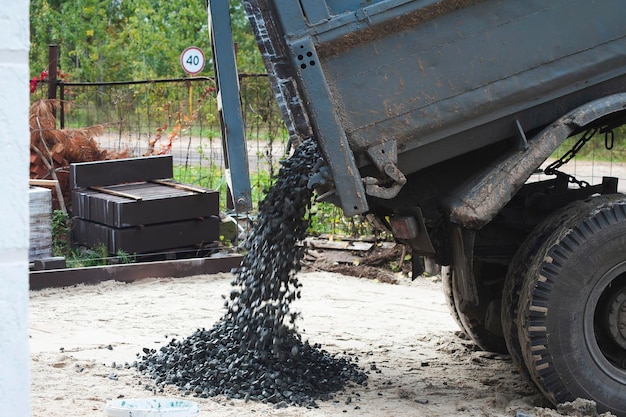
209,0,626,413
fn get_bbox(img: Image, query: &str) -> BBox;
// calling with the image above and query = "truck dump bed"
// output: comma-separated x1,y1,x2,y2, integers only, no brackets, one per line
244,0,626,216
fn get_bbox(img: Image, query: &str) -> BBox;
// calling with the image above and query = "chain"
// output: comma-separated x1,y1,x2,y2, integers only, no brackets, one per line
605,128,615,150
544,128,598,188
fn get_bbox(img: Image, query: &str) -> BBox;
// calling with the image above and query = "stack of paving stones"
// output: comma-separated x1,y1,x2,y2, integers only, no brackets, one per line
136,139,367,407
71,155,219,254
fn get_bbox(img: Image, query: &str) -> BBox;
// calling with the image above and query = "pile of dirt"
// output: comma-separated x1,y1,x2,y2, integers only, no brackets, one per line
308,261,398,284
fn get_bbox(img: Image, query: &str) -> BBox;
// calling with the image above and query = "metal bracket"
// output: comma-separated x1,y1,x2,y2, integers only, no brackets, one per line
355,8,372,24
364,141,407,199
389,207,436,255
515,119,528,150
287,36,369,216
298,0,330,24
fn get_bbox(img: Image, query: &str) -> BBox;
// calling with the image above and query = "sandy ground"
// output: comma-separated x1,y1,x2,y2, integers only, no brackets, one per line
29,155,626,416
29,270,562,417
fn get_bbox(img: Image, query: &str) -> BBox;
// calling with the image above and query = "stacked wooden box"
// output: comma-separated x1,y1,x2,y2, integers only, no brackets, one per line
71,155,219,254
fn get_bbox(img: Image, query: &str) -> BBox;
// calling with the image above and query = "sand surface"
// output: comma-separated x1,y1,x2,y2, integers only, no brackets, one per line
30,271,572,417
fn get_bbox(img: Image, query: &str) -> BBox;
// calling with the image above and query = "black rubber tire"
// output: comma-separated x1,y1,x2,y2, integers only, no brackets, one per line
501,197,618,375
442,266,467,336
516,195,626,415
444,262,508,353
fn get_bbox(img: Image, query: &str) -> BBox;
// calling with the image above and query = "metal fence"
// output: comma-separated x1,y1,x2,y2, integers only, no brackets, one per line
37,73,290,205
31,65,372,236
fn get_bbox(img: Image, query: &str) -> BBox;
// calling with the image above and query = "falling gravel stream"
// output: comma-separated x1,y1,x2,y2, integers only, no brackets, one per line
136,139,367,407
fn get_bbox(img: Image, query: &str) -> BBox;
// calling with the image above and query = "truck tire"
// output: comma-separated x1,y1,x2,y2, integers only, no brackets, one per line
516,195,626,415
445,262,508,353
501,197,615,378
442,267,467,337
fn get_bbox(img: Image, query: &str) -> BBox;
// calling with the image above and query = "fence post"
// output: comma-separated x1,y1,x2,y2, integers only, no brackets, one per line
59,82,65,129
47,45,59,126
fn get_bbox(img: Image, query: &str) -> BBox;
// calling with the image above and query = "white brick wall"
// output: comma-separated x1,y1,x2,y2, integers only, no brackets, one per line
0,2,31,416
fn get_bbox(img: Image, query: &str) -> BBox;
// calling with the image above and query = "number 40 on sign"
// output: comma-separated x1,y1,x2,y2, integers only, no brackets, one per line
180,46,206,75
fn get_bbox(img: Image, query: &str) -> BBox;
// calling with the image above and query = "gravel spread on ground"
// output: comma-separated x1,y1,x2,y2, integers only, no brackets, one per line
135,139,367,407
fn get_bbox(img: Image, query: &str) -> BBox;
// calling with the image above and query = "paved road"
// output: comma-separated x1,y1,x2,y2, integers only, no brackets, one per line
99,132,290,173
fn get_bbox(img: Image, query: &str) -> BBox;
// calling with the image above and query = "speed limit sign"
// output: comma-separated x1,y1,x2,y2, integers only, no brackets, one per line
180,46,206,75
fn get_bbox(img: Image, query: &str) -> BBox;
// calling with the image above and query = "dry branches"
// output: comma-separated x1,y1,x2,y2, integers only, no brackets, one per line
29,99,129,210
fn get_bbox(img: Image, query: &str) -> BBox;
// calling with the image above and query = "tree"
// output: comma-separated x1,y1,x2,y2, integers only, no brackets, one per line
29,0,263,81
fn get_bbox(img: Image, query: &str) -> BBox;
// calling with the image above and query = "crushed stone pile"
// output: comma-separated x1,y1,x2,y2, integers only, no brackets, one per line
135,139,367,406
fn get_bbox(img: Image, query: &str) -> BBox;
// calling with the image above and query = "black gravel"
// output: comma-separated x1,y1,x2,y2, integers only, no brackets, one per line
135,139,367,406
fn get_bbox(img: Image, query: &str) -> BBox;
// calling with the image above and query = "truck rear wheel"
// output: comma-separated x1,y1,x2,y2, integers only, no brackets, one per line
515,195,626,415
444,262,508,353
501,198,614,378
442,267,466,336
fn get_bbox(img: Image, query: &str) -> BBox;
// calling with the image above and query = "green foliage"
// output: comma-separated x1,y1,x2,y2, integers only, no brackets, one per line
51,209,70,257
63,245,132,268
67,244,110,268
307,202,373,237
114,249,136,265
30,0,263,81
172,164,274,212
64,245,136,268
173,163,229,206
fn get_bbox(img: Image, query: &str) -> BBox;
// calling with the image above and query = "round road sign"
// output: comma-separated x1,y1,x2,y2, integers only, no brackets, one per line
180,46,206,75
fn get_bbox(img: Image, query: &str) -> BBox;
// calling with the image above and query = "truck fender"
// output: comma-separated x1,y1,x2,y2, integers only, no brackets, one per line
444,93,626,230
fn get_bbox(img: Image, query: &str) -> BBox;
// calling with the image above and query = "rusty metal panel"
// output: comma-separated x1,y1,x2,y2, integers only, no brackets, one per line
72,182,219,228
72,216,220,254
29,254,243,290
70,155,174,189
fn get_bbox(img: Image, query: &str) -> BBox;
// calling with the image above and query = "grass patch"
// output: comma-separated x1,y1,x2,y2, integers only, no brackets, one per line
52,209,135,267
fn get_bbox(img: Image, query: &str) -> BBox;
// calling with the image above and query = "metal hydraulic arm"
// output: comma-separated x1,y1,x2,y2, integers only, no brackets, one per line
207,0,252,212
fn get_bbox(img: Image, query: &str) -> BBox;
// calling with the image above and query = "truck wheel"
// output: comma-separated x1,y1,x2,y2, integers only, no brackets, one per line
442,266,467,337
501,198,613,377
516,196,626,415
445,262,508,353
